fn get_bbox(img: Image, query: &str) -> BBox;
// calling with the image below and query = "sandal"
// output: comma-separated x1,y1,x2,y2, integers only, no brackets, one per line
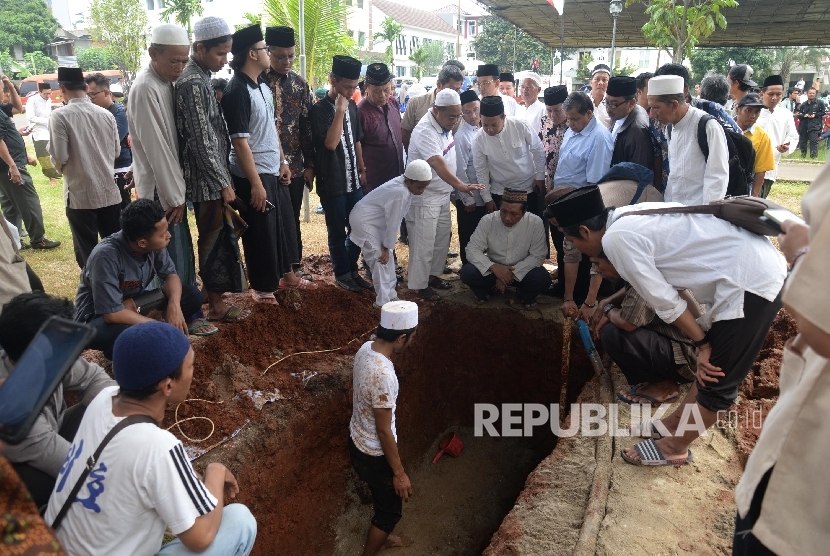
278,278,319,290
416,287,441,301
188,318,219,337
251,290,279,305
428,277,452,290
617,383,679,406
294,269,313,281
630,419,668,440
620,438,693,467
207,305,251,322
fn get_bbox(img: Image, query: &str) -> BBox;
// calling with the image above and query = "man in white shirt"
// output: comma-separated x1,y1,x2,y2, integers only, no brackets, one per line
453,90,486,265
473,96,545,217
520,73,545,134
46,321,256,556
476,64,520,117
548,186,786,467
461,189,550,308
757,75,799,198
25,82,61,183
349,161,431,308
349,301,418,556
647,75,729,206
589,64,612,129
405,89,481,301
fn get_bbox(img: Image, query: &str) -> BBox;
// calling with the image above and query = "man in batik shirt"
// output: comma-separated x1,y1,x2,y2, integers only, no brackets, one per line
540,86,569,191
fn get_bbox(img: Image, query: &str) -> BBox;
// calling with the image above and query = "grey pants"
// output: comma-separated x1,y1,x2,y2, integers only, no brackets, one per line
0,168,46,241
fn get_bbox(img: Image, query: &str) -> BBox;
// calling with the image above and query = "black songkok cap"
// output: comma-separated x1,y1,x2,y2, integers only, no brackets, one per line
479,95,504,117
544,85,567,106
332,55,361,80
477,64,499,78
499,72,514,83
365,62,391,86
231,24,264,56
545,185,606,227
57,67,84,82
606,76,637,97
763,75,784,88
265,26,295,47
592,64,612,77
459,89,479,105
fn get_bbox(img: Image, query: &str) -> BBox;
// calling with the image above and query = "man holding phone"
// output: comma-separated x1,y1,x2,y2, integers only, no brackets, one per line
757,75,799,198
0,292,115,508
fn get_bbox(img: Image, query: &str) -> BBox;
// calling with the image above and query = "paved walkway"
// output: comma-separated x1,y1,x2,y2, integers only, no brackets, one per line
778,161,824,182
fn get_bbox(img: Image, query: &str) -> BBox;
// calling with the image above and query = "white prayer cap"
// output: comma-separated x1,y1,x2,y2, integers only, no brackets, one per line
523,72,542,87
434,89,461,107
380,301,419,331
647,75,684,96
404,160,432,182
151,23,190,46
193,17,232,41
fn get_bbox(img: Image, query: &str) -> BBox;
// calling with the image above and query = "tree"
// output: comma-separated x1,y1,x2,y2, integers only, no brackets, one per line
770,46,830,88
0,52,30,78
575,52,594,82
23,52,57,74
373,16,402,65
625,0,738,63
160,0,204,36
0,0,59,56
421,40,446,75
472,15,573,74
88,0,149,83
690,47,774,83
613,61,640,77
77,46,119,72
409,46,429,79
261,0,355,88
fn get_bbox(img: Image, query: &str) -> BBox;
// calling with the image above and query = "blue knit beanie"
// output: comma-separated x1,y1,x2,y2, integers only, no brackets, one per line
113,321,192,390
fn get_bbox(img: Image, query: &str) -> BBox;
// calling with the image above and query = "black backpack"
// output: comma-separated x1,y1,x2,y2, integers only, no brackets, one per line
694,111,756,197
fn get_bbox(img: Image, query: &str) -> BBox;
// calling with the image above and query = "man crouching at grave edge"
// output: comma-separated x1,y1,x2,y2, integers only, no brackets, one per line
546,186,786,467
348,301,419,555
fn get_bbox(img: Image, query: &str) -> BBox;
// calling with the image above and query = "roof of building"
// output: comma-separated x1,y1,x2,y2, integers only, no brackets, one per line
433,1,489,16
373,0,457,35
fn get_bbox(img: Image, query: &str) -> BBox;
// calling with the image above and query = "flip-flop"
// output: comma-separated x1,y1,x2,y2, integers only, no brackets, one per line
207,305,251,322
621,438,693,467
617,383,680,406
188,318,219,337
251,290,279,305
428,278,452,290
278,278,319,290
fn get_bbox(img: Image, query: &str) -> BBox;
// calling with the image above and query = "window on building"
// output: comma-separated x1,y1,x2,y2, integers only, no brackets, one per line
396,35,407,56
146,0,154,9
468,20,476,36
357,0,363,7
638,50,650,69
397,66,405,77
358,31,365,46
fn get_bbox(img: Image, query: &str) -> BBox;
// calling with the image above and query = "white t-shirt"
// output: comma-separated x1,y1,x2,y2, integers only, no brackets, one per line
349,342,398,456
45,386,218,556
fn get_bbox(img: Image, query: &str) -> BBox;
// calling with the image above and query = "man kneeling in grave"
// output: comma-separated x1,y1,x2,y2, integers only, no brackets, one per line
349,300,418,555
460,188,550,309
547,186,785,467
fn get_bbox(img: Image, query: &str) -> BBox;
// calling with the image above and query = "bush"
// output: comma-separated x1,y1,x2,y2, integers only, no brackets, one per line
77,47,118,72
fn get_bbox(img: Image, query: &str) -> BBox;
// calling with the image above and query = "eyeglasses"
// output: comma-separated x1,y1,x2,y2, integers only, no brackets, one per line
251,46,269,53
443,113,462,121
603,99,630,109
478,80,494,87
87,91,105,99
268,51,296,62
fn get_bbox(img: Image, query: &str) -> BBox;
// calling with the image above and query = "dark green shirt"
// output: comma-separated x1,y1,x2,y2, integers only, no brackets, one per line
0,110,26,171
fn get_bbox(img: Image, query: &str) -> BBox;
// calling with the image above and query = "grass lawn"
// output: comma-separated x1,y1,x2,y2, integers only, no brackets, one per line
783,140,828,163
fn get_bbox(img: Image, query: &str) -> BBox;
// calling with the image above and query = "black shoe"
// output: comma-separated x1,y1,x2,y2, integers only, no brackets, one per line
443,266,452,275
335,277,362,293
351,274,374,291
447,251,459,258
19,241,30,250
31,238,61,250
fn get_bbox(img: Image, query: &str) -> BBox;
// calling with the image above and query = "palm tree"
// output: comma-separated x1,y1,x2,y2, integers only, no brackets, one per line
373,16,402,65
159,0,203,35
261,0,355,88
409,46,429,79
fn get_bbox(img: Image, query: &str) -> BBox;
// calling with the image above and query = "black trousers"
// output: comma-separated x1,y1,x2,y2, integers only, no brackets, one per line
454,201,486,265
288,176,305,266
798,128,820,158
65,203,121,269
115,172,133,208
348,436,402,534
12,403,86,509
460,262,551,304
601,324,692,386
733,467,776,555
0,168,46,241
86,284,203,359
492,190,541,219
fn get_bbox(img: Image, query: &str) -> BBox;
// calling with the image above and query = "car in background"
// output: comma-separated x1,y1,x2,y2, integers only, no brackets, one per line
19,69,123,110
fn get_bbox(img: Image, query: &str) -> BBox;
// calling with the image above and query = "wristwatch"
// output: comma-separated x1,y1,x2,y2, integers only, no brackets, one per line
603,303,615,315
280,159,289,165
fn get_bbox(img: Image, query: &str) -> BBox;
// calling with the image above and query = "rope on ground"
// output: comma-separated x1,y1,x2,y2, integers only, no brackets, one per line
260,327,377,376
166,399,223,443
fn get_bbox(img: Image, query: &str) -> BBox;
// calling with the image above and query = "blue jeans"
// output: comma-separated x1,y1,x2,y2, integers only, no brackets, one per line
320,189,364,280
156,503,257,556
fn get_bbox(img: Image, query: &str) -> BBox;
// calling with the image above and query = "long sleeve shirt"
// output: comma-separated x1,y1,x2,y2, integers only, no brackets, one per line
174,58,232,203
48,97,121,210
472,117,545,203
466,211,548,281
0,351,116,476
453,120,484,206
128,65,187,210
349,175,413,250
105,101,132,171
602,202,787,328
757,106,799,182
554,117,614,189
358,96,405,191
26,94,52,142
665,106,729,205
266,69,315,177
524,100,545,135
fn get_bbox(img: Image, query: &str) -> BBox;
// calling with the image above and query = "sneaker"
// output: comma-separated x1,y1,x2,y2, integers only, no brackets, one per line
19,229,28,238
31,238,61,250
351,274,374,291
335,277,362,293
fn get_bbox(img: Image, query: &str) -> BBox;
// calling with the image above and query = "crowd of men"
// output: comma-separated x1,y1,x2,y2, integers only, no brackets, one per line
0,14,825,555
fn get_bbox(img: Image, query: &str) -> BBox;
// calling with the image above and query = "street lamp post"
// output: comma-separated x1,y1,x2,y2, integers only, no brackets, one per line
609,0,622,75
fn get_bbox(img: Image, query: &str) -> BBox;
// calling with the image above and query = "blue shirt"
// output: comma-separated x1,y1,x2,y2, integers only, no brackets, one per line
554,117,614,188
